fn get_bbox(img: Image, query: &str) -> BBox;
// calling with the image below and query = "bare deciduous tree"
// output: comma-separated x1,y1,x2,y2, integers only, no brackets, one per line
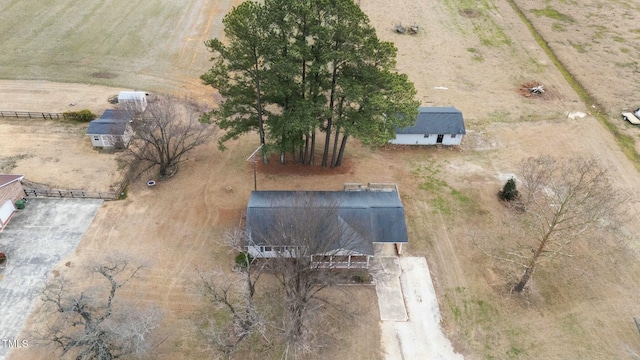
254,194,370,354
194,229,267,359
126,95,215,178
37,255,162,359
492,156,629,293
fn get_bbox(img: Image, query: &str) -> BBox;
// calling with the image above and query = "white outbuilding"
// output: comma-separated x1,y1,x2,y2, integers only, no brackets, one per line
391,107,466,146
117,91,148,112
86,109,134,148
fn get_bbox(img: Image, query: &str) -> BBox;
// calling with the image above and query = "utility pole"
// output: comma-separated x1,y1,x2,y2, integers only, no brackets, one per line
246,144,264,191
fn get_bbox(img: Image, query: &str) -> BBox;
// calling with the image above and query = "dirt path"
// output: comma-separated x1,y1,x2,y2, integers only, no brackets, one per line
0,80,127,113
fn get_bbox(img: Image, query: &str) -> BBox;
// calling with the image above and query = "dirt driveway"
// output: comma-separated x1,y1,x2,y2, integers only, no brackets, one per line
0,198,102,360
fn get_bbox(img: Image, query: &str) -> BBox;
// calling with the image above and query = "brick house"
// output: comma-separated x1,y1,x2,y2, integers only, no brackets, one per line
0,175,24,230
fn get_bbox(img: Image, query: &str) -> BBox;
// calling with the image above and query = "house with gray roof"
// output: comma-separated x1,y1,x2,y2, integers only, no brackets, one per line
390,107,466,146
245,189,409,269
86,109,134,148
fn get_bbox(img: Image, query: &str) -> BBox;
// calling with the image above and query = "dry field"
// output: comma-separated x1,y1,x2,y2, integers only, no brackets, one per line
0,0,240,95
3,0,640,359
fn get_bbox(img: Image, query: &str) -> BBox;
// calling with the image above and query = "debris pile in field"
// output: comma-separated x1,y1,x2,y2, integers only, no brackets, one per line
519,82,546,98
529,85,544,94
395,22,419,35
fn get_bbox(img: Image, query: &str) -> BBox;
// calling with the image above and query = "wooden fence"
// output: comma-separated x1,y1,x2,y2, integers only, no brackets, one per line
23,188,118,200
20,159,133,202
0,111,64,119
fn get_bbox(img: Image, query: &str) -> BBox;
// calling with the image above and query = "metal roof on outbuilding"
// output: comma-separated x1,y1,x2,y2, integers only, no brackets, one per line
86,109,132,135
246,191,409,255
395,107,466,135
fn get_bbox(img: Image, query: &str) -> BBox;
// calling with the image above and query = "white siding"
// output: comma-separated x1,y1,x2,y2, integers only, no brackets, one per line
440,134,462,145
247,245,277,258
118,91,148,112
89,135,104,147
87,125,133,148
390,133,462,146
0,199,15,228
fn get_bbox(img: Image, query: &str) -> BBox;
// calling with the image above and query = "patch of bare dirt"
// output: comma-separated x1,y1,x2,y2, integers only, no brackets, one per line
256,153,354,177
90,72,118,79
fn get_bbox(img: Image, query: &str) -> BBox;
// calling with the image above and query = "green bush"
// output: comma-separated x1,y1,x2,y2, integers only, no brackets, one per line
63,109,97,122
353,271,371,284
499,178,519,201
235,252,254,269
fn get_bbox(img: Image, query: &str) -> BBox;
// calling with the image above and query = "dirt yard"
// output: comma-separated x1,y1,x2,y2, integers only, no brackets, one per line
4,0,640,359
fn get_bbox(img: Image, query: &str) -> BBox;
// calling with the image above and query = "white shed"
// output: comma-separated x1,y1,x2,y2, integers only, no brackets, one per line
118,91,148,112
391,107,466,146
86,109,134,148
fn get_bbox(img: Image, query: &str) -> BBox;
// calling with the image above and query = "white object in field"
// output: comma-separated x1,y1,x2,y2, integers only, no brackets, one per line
622,112,640,125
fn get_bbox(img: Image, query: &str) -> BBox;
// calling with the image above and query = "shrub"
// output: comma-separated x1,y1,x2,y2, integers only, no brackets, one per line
499,177,519,201
235,252,254,269
0,252,6,263
63,109,97,122
353,271,371,284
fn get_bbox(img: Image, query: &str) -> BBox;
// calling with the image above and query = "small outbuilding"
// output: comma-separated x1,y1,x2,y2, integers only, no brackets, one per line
391,106,466,146
117,91,148,112
86,109,134,148
0,174,24,230
245,189,409,269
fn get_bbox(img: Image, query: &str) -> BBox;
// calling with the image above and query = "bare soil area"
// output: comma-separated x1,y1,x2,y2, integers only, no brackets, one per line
0,81,131,191
4,0,640,359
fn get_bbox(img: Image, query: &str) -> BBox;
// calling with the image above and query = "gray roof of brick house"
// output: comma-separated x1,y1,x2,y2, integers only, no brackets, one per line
86,109,133,136
246,191,409,255
395,107,466,135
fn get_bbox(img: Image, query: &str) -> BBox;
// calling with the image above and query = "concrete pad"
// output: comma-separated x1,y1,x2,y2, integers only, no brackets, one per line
393,257,463,359
374,243,398,256
371,256,408,321
0,198,102,359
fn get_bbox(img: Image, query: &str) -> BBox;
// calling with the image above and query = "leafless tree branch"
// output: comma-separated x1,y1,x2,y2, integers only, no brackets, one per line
124,94,216,178
491,156,632,293
36,255,162,359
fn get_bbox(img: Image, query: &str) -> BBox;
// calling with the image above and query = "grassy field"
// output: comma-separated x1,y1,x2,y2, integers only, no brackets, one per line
0,0,238,92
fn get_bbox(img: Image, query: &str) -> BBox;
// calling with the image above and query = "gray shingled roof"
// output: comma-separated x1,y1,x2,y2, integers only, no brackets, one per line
246,191,409,255
86,109,132,136
395,107,466,135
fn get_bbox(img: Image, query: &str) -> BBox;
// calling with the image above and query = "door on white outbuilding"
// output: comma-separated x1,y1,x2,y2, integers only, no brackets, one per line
0,199,16,228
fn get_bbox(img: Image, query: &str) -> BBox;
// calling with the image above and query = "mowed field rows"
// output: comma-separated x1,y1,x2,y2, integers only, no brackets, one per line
0,0,241,93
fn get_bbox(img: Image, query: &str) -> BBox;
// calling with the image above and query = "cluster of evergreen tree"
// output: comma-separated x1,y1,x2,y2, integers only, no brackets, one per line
201,0,419,166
